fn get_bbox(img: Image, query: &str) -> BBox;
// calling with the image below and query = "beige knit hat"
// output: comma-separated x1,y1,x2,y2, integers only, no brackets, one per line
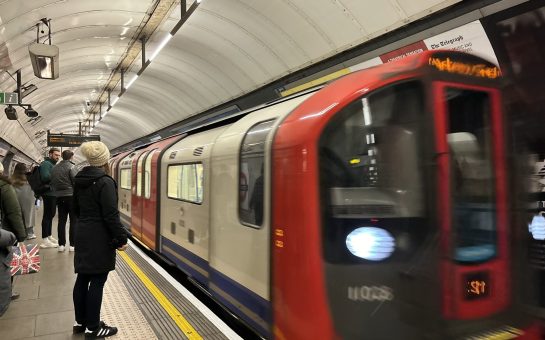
80,141,110,166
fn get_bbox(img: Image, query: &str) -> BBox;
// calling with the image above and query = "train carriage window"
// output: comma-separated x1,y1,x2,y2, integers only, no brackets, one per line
239,119,276,228
136,153,147,197
144,150,156,199
167,163,204,204
119,169,131,190
319,81,426,263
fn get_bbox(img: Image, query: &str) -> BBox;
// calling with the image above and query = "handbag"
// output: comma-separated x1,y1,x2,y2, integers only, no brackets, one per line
10,243,40,276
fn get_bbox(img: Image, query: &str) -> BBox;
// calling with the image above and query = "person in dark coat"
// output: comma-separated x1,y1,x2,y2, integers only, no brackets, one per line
72,141,128,339
0,162,26,305
50,149,77,252
11,163,37,240
0,163,27,243
39,148,61,248
0,228,16,316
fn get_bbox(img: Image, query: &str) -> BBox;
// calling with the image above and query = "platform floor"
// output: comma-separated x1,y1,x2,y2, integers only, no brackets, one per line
0,206,242,340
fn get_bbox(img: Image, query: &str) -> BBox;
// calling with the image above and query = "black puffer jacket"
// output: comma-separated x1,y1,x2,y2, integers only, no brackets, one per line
73,166,128,274
0,177,26,242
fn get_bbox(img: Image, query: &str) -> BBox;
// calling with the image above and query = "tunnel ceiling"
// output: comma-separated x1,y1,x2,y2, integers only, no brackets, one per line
0,0,461,161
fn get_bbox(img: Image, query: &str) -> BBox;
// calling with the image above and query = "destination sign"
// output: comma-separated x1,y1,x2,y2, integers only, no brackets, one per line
47,133,100,147
428,56,501,79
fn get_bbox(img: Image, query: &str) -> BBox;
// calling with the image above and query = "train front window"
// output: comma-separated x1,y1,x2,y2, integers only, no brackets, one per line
319,81,426,263
446,88,497,263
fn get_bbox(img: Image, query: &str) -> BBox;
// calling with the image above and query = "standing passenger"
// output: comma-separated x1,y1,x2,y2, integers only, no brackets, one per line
0,162,26,303
50,150,77,252
40,148,61,248
10,163,37,240
72,141,128,338
0,226,16,316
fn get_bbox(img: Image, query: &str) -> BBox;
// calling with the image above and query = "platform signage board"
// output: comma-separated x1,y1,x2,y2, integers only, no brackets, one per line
0,92,19,104
47,133,100,147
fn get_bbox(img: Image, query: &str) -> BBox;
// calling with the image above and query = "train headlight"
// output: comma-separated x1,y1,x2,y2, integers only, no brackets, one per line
346,227,395,261
529,215,545,240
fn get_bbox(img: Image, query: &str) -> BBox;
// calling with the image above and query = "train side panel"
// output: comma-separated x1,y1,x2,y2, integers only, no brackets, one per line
159,127,226,285
133,135,183,250
118,152,135,228
208,94,312,337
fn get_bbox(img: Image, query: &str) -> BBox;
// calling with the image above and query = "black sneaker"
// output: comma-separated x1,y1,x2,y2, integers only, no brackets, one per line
75,320,106,334
10,292,20,300
73,323,85,334
84,322,118,338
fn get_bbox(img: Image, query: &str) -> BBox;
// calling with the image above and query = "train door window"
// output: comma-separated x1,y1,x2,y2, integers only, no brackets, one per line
120,169,131,189
446,88,496,263
318,81,426,263
144,150,156,199
167,163,204,204
110,160,117,181
136,152,147,197
239,119,275,228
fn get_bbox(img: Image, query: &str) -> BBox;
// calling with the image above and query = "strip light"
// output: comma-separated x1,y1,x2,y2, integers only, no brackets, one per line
149,34,172,61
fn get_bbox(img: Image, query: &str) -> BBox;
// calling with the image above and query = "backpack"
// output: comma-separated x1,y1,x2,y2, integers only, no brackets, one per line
26,167,49,196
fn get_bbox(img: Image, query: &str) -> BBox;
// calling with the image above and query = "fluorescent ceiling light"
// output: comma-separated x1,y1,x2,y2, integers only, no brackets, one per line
125,75,138,89
149,34,172,61
110,96,119,108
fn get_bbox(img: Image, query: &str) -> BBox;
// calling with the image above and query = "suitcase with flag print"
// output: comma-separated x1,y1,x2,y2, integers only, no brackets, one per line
10,243,40,276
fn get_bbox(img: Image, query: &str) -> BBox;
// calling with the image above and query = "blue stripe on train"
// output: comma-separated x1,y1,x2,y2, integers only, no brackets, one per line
209,268,271,337
160,236,271,337
161,236,210,285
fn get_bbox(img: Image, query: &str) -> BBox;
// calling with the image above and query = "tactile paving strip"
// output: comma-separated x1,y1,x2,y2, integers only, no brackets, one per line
115,245,230,340
102,270,158,339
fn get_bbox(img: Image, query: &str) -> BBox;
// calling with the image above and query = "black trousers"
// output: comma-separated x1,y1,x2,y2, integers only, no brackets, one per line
56,196,77,246
73,272,109,330
41,196,56,238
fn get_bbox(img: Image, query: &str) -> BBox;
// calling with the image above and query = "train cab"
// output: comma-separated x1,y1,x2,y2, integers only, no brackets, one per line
272,51,539,339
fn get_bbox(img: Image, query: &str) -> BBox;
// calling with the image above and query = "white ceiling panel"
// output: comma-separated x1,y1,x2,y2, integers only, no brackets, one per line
0,0,461,160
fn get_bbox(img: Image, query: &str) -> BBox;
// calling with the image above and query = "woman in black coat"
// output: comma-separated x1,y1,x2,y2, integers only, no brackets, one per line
72,141,128,339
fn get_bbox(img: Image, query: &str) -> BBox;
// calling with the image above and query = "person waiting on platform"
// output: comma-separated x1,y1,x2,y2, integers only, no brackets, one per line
0,162,26,306
11,163,37,240
50,150,78,252
72,141,128,339
39,148,61,248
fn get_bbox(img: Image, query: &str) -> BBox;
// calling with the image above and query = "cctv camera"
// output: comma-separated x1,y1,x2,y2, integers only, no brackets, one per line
4,105,17,120
24,107,38,117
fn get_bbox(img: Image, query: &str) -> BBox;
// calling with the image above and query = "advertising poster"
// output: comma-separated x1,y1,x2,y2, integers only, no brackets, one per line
423,20,499,65
379,40,428,63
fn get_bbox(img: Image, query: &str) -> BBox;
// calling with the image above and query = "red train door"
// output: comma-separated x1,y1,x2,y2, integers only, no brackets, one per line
131,150,151,239
433,82,509,319
141,149,157,248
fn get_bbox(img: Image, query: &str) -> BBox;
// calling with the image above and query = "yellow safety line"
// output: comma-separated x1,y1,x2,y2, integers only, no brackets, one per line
118,251,203,340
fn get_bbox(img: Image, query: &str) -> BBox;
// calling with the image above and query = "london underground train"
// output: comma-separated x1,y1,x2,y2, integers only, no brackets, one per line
109,50,540,339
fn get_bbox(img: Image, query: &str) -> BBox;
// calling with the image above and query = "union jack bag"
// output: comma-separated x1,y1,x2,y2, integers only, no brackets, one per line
10,243,40,276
